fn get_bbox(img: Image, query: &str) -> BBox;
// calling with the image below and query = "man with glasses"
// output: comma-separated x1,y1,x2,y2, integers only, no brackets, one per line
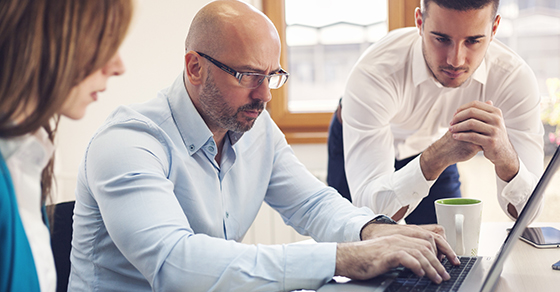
68,1,459,291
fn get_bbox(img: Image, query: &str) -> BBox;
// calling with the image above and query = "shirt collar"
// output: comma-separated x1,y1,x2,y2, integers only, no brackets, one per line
0,127,54,168
412,35,488,88
166,74,244,156
412,37,432,87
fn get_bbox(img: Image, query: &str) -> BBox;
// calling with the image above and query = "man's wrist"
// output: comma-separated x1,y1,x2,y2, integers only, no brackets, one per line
420,147,451,180
360,215,397,240
494,155,520,182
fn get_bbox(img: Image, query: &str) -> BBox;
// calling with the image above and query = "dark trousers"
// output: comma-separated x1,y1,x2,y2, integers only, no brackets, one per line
327,109,461,224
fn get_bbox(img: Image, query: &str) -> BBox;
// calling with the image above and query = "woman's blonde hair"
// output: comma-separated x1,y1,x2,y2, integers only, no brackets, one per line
0,0,133,203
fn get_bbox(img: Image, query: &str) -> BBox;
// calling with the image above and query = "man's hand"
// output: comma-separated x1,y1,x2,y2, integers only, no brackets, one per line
421,130,481,181
361,224,450,261
449,100,519,182
336,225,459,284
361,223,445,240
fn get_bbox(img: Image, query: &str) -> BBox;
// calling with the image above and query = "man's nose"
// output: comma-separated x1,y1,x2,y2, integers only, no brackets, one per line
447,43,466,68
250,78,272,103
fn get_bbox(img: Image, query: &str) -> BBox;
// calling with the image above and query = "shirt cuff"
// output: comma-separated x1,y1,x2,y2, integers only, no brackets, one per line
392,155,434,206
499,158,537,209
344,207,376,242
284,242,337,291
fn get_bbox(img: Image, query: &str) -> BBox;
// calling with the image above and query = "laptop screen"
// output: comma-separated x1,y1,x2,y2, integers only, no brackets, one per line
480,146,560,292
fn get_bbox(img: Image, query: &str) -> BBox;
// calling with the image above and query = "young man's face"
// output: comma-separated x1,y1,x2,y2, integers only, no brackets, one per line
416,3,500,88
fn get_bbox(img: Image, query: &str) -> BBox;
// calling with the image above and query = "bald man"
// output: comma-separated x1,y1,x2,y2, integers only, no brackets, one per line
68,1,458,291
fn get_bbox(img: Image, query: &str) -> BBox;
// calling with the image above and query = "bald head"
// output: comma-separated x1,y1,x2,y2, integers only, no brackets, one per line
185,0,280,59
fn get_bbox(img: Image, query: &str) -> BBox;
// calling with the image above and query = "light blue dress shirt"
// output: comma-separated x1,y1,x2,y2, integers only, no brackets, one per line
68,74,376,291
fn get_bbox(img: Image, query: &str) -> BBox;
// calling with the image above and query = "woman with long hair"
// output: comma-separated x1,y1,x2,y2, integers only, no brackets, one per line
0,0,133,291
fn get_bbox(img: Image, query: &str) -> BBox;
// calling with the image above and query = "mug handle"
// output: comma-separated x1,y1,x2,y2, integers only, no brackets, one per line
455,214,465,255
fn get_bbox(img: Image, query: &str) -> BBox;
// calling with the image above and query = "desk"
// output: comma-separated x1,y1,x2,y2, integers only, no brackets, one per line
480,222,560,291
313,222,560,292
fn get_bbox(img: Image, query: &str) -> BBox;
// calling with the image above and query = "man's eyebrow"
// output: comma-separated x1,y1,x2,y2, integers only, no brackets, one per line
430,31,486,40
237,65,282,74
466,35,486,40
430,31,451,39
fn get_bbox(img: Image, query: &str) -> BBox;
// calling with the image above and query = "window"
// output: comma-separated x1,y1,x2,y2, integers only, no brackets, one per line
263,0,420,143
285,0,387,113
498,0,560,154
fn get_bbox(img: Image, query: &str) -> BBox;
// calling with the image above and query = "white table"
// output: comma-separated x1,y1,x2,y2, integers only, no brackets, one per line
479,222,560,291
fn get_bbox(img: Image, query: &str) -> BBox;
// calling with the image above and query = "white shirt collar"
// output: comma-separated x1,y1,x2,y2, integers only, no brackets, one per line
0,127,55,168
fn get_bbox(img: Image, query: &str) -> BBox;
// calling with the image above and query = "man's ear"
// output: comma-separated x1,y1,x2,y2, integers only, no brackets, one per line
415,7,423,36
491,14,501,40
185,51,204,86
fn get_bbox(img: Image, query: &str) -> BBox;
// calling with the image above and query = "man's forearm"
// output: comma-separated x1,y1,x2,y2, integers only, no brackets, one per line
420,144,451,181
493,152,520,183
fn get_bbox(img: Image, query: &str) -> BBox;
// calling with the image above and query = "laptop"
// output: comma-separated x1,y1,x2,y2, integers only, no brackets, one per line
318,146,560,292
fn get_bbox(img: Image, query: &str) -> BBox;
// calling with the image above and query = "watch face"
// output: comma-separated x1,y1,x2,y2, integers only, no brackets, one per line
374,215,396,224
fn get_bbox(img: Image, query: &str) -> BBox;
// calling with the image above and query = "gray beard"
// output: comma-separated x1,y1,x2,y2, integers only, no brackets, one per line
198,73,264,133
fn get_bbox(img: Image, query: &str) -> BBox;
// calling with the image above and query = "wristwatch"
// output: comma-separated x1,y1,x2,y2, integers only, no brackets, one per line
369,214,397,225
360,215,397,240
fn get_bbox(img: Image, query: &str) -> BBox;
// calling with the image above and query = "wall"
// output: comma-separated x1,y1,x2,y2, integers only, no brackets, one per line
54,0,260,203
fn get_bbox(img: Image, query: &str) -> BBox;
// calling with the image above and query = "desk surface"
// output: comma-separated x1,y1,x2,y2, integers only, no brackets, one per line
480,222,560,291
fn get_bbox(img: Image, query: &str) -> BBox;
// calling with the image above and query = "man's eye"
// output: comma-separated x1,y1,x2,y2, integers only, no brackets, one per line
466,39,481,45
436,37,450,43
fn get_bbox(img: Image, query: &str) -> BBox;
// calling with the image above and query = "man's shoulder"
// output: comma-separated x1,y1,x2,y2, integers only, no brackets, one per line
87,97,173,150
104,96,171,129
486,39,530,74
363,27,417,56
354,27,418,74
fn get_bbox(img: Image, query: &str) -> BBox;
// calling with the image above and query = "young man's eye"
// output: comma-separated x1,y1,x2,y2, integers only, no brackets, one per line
436,37,450,43
466,39,481,45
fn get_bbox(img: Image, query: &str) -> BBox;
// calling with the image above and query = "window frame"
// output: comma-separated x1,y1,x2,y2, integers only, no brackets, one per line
262,0,420,143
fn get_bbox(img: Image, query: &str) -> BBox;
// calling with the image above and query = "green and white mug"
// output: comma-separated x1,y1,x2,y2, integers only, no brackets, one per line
435,198,483,256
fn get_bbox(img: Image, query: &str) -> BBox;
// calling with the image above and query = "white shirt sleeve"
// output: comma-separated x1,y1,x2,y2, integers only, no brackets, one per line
341,61,434,218
492,60,544,221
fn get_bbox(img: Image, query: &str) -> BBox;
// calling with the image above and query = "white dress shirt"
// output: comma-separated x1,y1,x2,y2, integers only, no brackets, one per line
0,128,56,292
342,27,544,221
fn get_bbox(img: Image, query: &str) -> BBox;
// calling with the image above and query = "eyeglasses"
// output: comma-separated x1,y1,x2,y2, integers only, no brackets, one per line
196,51,289,89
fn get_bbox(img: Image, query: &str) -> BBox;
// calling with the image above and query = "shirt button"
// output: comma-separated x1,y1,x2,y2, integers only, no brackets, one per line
208,146,215,152
189,144,195,151
226,212,229,218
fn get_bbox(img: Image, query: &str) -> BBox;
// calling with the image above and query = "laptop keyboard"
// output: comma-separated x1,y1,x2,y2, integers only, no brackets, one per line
385,256,478,292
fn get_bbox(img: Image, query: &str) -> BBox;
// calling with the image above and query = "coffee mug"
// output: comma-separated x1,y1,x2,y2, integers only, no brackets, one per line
435,198,483,256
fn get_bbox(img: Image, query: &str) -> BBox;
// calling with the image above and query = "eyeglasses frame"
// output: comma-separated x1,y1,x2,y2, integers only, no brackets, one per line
195,51,289,89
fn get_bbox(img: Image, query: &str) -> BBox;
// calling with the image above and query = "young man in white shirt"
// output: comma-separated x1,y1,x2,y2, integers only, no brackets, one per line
328,0,543,224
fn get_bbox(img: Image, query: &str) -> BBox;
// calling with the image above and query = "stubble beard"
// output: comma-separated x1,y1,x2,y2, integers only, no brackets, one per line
422,41,470,88
199,72,264,133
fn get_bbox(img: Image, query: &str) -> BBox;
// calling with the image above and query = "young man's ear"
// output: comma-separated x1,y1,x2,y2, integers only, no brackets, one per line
491,14,501,39
185,51,204,86
415,7,423,36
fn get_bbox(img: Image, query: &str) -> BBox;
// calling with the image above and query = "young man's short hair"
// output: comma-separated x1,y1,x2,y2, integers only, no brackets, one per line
421,0,500,20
